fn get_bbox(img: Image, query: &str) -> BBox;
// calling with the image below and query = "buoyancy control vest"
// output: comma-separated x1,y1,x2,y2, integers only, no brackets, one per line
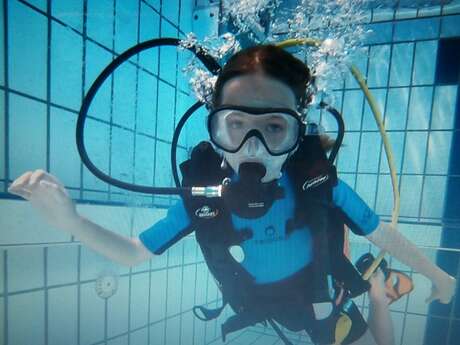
179,136,370,344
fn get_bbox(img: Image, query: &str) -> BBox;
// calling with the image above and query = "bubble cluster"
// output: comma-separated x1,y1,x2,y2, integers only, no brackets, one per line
221,0,280,42
180,32,241,105
202,32,242,61
283,1,370,106
178,32,199,50
179,0,372,108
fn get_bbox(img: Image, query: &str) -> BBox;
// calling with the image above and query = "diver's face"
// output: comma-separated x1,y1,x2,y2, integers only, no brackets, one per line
219,73,298,182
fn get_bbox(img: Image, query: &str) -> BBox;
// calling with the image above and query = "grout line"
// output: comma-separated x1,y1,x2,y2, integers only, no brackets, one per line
124,1,143,341
151,0,162,212
371,14,396,219
3,250,7,345
3,0,9,192
146,254,153,345
76,1,88,342
179,238,185,345
77,244,82,345
163,248,170,345
45,0,51,174
79,0,88,202
416,25,444,223
44,247,48,345
106,0,117,204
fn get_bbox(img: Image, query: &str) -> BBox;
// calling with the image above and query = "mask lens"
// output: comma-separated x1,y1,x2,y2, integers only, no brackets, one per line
209,108,300,154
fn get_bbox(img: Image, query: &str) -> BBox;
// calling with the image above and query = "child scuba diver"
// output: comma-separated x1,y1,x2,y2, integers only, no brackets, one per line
8,45,456,345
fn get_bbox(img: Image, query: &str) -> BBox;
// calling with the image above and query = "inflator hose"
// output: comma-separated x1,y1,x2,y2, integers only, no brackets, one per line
76,38,220,196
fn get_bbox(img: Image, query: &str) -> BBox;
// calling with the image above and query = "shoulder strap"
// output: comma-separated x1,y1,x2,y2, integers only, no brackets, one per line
283,136,336,302
286,136,370,297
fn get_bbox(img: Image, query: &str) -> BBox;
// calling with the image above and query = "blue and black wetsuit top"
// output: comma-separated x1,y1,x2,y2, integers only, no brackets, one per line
139,174,379,285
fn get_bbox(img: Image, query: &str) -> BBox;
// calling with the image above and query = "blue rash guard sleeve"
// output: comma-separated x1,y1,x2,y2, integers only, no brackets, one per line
332,179,380,236
138,199,191,255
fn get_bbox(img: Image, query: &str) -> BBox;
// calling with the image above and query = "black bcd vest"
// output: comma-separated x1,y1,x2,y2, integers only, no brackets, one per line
178,137,370,342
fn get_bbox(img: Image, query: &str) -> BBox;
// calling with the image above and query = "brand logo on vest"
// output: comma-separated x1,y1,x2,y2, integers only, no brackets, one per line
248,202,265,208
195,205,219,219
302,174,329,190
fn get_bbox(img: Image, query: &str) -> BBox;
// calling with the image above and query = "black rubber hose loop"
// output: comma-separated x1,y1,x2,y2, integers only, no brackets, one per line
319,101,345,164
76,38,221,195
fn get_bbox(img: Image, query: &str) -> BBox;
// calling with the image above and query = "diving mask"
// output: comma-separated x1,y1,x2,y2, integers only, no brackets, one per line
208,105,305,156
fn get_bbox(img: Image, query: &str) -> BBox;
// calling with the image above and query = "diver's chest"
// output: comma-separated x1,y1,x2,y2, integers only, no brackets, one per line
230,199,302,244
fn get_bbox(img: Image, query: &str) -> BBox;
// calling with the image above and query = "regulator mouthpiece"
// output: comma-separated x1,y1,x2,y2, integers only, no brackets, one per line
238,162,267,184
223,162,283,219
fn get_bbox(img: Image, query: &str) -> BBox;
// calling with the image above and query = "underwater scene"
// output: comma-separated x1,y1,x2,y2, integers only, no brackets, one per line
1,0,460,344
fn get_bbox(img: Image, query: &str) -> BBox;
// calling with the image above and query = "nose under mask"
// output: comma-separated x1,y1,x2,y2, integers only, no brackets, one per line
223,137,289,183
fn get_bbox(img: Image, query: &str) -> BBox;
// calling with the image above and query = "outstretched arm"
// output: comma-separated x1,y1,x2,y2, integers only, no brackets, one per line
8,169,150,267
366,221,456,304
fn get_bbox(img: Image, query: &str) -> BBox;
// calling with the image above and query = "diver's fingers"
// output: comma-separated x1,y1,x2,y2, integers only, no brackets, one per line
40,171,64,188
39,180,70,202
7,185,33,200
28,169,48,187
8,171,34,199
39,179,58,190
36,180,60,204
9,171,34,189
27,170,65,192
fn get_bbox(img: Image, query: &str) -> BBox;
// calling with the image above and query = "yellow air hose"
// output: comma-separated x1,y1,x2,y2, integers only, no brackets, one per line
276,38,401,344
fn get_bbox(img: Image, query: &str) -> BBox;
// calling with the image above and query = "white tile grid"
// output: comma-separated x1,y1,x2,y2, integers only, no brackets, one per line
166,266,183,317
3,4,460,344
47,285,78,345
165,314,181,344
4,210,448,344
79,281,106,345
2,2,200,344
107,275,130,339
50,22,83,111
8,94,48,180
149,319,165,344
9,0,47,99
47,245,79,286
8,290,45,345
7,246,44,293
1,202,192,344
130,272,151,331
130,327,148,345
180,310,195,345
149,269,168,325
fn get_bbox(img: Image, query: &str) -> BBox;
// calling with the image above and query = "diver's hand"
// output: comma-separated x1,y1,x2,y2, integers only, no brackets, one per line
8,169,79,231
426,272,456,304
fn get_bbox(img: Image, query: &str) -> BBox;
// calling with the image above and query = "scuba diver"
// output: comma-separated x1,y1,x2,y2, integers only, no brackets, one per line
8,44,456,345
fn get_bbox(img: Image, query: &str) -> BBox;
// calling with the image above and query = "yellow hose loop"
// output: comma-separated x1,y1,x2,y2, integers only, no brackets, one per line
348,66,400,280
275,39,401,279
275,38,322,49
